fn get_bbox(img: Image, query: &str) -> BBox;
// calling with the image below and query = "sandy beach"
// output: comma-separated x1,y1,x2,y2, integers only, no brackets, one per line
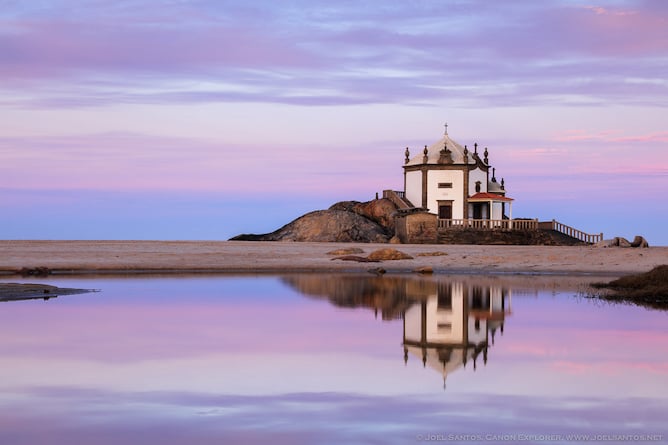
0,240,665,276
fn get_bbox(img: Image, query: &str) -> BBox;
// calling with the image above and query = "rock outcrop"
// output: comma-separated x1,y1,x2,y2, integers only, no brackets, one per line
230,199,397,243
329,199,397,234
591,265,668,309
230,196,615,246
595,236,649,248
0,283,93,302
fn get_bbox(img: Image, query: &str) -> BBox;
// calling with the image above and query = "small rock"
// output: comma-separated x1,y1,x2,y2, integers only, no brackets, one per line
327,247,365,255
416,251,447,257
18,267,52,276
368,267,386,275
597,236,647,248
631,236,649,248
331,255,380,263
367,248,414,261
414,266,433,274
595,238,617,248
617,237,632,248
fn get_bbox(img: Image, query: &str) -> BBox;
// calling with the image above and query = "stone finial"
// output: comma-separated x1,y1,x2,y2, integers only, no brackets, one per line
484,147,489,164
491,167,496,182
422,145,429,163
463,144,469,163
501,178,505,190
405,147,410,164
474,142,478,154
444,122,448,135
438,143,452,164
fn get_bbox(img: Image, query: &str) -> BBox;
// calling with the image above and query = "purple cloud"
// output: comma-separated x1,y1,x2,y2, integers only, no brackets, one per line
1,0,666,108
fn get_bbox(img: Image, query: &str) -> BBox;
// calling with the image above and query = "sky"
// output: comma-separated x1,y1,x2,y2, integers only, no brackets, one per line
1,0,667,243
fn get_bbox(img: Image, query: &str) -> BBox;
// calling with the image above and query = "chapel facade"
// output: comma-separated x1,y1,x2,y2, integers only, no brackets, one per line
402,125,513,223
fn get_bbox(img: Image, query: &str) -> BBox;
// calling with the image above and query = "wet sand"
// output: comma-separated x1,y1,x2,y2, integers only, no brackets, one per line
0,240,665,276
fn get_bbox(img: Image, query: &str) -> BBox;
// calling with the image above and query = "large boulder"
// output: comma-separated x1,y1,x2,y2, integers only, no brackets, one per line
230,209,390,243
329,198,397,235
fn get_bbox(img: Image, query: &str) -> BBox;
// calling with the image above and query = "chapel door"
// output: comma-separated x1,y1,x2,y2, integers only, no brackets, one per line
438,204,452,219
473,203,483,219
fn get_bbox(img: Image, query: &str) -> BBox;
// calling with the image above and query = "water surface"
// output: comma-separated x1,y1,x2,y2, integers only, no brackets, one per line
1,274,666,444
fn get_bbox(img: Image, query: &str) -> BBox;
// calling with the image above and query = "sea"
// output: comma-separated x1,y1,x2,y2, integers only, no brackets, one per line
0,274,667,445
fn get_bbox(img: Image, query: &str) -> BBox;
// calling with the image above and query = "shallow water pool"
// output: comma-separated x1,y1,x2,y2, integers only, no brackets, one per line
0,274,666,444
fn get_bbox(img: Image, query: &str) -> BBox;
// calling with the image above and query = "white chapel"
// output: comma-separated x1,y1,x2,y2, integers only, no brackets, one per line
402,125,513,224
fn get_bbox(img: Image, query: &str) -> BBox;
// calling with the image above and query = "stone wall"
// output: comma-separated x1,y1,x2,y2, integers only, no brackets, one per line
438,228,587,245
395,212,438,244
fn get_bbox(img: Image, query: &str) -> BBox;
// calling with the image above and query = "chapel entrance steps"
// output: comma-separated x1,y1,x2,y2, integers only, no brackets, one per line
537,220,603,244
382,190,416,210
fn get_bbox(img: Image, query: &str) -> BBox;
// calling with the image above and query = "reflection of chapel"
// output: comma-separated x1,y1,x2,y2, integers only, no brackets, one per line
402,124,513,222
402,281,510,387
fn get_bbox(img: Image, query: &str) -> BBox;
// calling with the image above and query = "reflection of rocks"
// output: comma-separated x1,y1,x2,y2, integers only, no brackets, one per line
18,267,52,276
282,275,418,320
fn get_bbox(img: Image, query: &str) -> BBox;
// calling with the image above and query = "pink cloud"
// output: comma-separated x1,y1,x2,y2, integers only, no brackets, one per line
583,6,638,17
555,130,668,143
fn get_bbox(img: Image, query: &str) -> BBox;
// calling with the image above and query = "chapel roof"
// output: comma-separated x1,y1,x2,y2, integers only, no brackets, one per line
488,180,504,193
404,128,486,167
468,192,514,202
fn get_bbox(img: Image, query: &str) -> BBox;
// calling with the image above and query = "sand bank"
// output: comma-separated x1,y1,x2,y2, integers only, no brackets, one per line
0,283,93,301
0,240,665,276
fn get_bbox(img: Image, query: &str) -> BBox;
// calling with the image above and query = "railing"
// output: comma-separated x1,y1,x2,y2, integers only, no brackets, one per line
539,219,603,244
438,219,538,230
